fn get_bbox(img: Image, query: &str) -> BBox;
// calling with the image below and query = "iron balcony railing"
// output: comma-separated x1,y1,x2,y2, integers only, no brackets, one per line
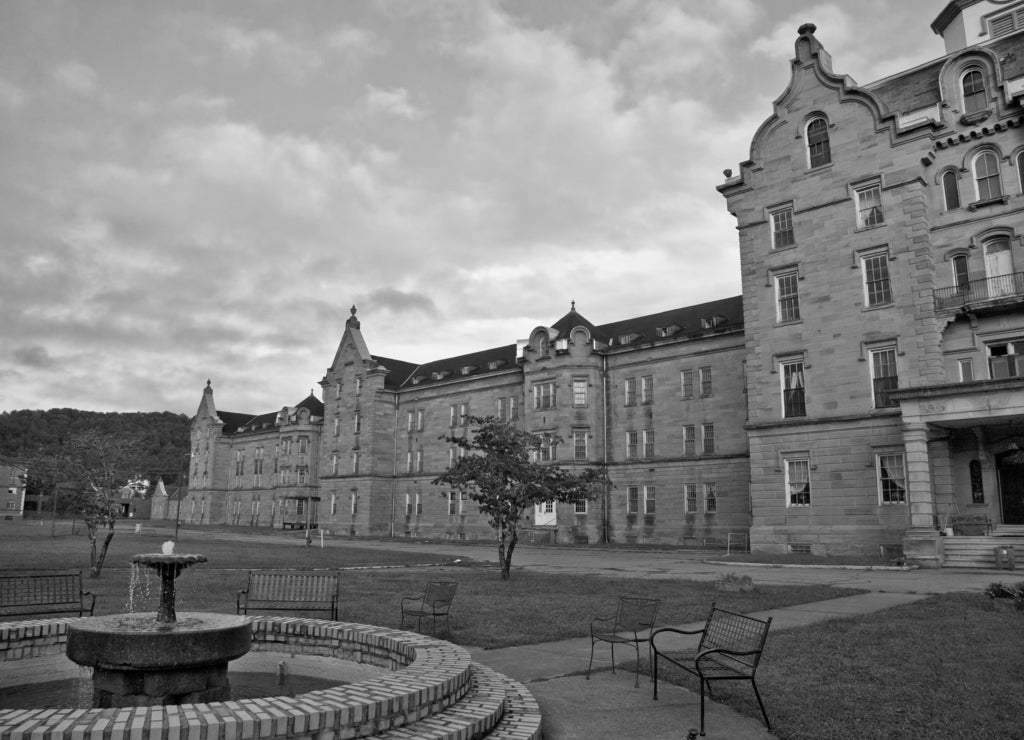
935,271,1024,309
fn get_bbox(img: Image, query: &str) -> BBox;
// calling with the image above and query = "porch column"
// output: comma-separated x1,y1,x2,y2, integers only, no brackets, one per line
902,422,942,567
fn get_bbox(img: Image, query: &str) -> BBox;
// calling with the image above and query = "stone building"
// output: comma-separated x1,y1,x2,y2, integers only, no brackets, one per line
186,299,751,547
718,0,1024,563
184,0,1024,564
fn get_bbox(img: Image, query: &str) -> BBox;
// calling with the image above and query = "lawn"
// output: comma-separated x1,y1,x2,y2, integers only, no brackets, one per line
648,591,1024,740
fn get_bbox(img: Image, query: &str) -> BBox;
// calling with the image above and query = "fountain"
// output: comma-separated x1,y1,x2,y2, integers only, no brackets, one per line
64,542,252,707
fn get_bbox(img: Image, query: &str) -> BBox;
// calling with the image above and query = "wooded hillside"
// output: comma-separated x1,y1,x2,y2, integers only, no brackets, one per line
0,409,192,484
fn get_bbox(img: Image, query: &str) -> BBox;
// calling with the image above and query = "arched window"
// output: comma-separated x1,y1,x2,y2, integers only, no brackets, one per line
962,69,987,114
1017,151,1024,193
942,170,961,210
538,336,549,356
974,151,1002,201
952,254,970,293
806,117,831,168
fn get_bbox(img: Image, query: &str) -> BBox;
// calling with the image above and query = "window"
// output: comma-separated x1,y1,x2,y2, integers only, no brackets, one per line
806,117,831,168
534,382,555,410
416,492,423,515
942,170,960,210
298,437,308,454
537,433,556,462
988,339,1024,378
497,397,507,420
771,206,795,248
959,358,975,382
509,396,519,420
297,466,308,485
974,151,1002,201
702,423,715,454
448,492,458,516
990,7,1024,38
572,378,587,406
640,375,654,404
416,410,424,431
627,486,640,515
685,484,698,513
704,482,718,513
626,431,638,460
624,377,637,406
862,252,892,306
681,369,694,398
354,378,362,394
1018,152,1024,193
334,418,340,436
952,254,970,293
538,336,549,356
781,360,806,418
574,499,588,514
870,347,899,408
962,69,986,115
416,450,423,473
877,453,907,504
855,184,884,228
459,403,468,425
642,430,655,458
449,405,457,427
331,453,339,475
776,271,801,322
644,486,656,515
573,430,588,461
786,458,811,506
353,413,362,434
682,425,696,456
407,411,415,432
406,451,414,474
699,367,713,397
351,452,359,475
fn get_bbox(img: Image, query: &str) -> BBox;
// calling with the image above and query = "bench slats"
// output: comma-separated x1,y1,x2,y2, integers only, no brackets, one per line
0,571,95,618
237,571,340,620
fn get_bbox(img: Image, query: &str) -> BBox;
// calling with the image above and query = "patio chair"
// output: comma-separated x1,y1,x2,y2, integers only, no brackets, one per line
400,581,458,637
586,596,660,687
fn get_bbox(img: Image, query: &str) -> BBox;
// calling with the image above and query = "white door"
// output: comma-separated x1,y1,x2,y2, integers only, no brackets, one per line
985,240,1014,297
534,500,557,526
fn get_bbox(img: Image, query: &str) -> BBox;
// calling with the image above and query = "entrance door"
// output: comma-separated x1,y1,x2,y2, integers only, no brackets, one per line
998,453,1024,524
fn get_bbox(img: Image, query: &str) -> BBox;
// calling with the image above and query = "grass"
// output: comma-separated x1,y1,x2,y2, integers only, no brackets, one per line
647,592,1024,740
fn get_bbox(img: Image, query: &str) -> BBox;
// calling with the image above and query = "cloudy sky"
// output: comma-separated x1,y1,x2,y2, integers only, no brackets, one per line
1,0,947,416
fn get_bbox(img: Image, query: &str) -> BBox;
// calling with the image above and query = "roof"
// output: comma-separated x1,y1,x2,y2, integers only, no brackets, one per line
594,296,743,346
219,393,324,434
393,344,520,389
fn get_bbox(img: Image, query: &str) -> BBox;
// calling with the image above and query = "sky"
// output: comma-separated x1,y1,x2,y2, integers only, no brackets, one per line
1,0,949,416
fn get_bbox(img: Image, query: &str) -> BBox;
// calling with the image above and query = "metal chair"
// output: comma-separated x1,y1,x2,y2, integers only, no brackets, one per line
586,596,660,687
400,581,458,637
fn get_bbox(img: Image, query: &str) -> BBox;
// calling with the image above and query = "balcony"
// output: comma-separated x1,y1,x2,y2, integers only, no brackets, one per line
935,272,1024,310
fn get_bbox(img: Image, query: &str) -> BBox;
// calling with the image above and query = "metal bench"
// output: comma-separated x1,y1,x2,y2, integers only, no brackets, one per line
0,570,96,620
586,596,660,688
236,570,340,620
400,581,458,637
652,603,772,737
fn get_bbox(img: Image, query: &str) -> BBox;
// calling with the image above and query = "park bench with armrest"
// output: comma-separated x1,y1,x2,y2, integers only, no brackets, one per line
652,603,772,737
0,570,96,620
400,581,458,637
236,570,340,620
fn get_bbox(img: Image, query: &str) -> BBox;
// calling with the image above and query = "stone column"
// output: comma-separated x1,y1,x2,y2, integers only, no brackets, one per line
902,422,942,567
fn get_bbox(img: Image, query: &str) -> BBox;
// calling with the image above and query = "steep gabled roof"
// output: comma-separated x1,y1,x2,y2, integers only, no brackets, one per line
393,344,520,389
371,355,421,390
595,296,743,346
216,411,254,434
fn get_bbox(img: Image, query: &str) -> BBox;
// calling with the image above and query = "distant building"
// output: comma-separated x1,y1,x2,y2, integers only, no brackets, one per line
0,458,27,519
718,0,1024,563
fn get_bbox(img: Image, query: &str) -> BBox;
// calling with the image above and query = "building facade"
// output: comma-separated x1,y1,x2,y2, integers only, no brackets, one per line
718,0,1024,562
183,0,1024,563
0,459,27,519
185,300,751,547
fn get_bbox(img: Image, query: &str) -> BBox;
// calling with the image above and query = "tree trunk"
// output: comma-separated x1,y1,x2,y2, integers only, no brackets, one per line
501,532,517,580
90,521,116,577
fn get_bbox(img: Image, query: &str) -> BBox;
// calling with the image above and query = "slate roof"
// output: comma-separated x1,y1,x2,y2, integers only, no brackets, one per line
218,393,324,434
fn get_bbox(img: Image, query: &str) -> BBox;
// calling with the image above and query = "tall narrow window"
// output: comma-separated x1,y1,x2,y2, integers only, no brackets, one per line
644,486,656,515
771,206,795,248
497,397,507,420
627,487,640,515
573,430,588,461
449,405,457,427
534,382,555,410
641,375,654,404
572,378,587,407
806,117,831,168
942,170,961,210
681,369,694,398
353,413,362,434
781,360,806,418
786,458,811,506
959,358,975,382
685,484,698,513
702,423,715,454
952,254,970,294
624,377,637,406
626,431,638,460
862,252,892,307
776,271,801,322
704,482,718,513
962,69,986,115
509,396,519,420
682,424,696,456
855,184,884,228
642,430,655,458
877,453,907,504
974,151,1002,201
870,347,899,408
699,367,713,397
1018,151,1024,193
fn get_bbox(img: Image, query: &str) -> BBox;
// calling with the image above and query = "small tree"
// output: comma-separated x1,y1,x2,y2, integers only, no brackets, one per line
433,416,609,580
32,431,142,577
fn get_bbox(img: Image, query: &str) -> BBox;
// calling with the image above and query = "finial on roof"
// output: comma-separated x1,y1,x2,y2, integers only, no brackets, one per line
350,305,357,316
206,379,211,387
346,305,361,330
798,22,816,36
571,300,576,311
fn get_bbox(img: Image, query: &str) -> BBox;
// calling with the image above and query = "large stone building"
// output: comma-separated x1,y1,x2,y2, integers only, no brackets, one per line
183,0,1024,564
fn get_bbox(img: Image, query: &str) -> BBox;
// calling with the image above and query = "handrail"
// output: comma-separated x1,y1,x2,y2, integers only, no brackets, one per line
935,271,1024,309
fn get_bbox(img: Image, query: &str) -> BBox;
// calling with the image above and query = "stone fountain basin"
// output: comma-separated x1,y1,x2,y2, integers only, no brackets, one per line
66,613,251,670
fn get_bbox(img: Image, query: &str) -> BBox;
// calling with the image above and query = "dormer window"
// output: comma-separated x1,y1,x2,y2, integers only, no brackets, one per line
460,366,476,376
618,332,640,345
538,337,549,356
487,359,507,371
432,370,451,381
989,7,1024,38
656,325,681,338
410,375,425,385
701,315,726,329
961,69,987,115
806,117,831,168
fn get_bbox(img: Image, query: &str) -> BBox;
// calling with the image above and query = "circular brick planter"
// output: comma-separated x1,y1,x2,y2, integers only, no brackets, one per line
0,616,479,740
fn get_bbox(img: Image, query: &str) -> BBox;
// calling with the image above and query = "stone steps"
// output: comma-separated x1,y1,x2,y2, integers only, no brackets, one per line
376,663,541,740
943,536,1024,569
